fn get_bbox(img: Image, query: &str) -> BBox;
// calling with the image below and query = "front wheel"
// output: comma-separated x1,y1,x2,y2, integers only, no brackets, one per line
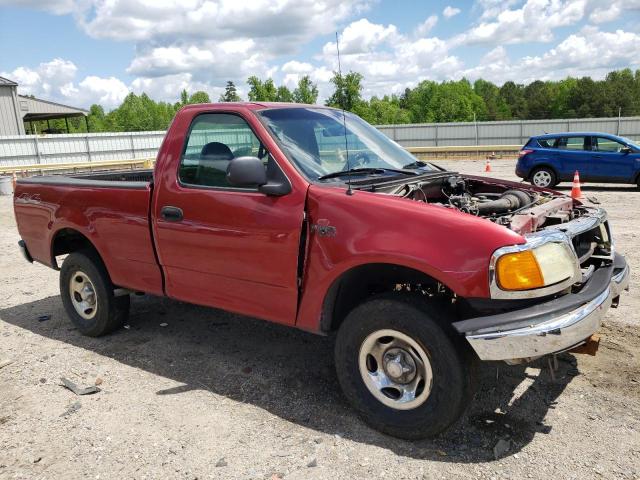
530,167,557,188
334,295,475,439
60,250,130,337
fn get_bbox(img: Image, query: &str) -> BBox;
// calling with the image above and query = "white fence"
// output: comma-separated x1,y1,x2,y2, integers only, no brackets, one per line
2,116,640,167
0,131,165,167
377,116,640,147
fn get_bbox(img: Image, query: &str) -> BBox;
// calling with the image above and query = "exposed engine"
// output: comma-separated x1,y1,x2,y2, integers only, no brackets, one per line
385,174,584,235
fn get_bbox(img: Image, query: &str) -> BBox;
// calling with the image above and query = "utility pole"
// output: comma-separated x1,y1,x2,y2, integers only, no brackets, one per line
474,112,479,160
617,106,621,135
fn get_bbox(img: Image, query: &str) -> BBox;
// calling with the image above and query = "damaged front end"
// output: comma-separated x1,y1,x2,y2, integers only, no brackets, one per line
381,173,585,236
370,172,630,364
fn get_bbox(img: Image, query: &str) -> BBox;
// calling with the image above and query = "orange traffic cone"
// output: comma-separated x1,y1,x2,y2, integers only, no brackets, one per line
571,171,583,199
485,158,492,172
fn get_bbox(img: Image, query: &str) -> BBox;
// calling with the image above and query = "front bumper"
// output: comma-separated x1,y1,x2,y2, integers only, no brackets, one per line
455,253,630,362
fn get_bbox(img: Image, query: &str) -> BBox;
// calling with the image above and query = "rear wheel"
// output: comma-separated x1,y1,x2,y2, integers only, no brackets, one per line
530,167,557,188
60,250,129,337
334,294,475,439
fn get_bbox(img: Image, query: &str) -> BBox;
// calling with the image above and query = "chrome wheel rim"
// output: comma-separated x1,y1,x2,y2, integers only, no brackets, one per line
69,271,98,320
358,329,433,410
532,170,552,187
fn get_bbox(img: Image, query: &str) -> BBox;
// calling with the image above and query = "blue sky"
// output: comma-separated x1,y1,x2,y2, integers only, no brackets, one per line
1,0,639,109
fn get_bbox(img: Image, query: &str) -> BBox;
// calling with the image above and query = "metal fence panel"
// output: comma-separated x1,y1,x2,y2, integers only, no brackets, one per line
3,116,640,167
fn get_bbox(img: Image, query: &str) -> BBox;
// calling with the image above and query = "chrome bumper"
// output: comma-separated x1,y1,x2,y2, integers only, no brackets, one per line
464,258,630,362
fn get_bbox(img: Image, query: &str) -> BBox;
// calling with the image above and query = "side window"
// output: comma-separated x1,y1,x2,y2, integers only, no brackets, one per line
594,137,626,153
537,138,557,148
179,113,267,188
557,136,586,150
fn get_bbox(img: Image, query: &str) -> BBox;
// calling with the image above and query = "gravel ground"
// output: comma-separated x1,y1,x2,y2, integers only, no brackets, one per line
1,160,639,480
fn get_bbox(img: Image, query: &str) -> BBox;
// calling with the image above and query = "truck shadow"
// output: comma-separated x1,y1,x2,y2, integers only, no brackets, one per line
0,294,576,463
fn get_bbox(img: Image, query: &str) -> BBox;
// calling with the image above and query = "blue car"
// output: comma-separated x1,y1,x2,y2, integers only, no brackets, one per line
516,132,640,188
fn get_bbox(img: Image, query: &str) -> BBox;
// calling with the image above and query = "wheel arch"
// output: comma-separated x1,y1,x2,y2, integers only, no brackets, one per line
51,228,104,270
319,263,445,334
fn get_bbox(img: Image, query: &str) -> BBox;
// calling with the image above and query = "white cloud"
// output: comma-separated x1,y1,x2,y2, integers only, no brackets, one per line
323,18,399,55
443,6,461,18
3,0,371,100
3,0,640,109
318,19,462,98
462,27,640,84
130,74,225,102
1,59,128,109
414,15,438,37
587,0,640,23
0,0,77,14
456,0,587,46
281,61,314,74
69,76,130,107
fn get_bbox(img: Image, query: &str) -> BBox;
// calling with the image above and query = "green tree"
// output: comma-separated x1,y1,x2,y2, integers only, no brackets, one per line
188,91,211,104
474,79,511,120
499,81,528,119
180,89,189,106
219,81,241,102
275,85,293,102
247,76,278,101
402,80,438,123
292,76,319,104
358,95,411,125
325,71,364,112
87,104,106,132
426,80,486,122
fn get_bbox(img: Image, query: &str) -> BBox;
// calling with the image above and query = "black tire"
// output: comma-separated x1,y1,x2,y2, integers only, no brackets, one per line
334,294,475,439
529,166,558,188
60,249,129,337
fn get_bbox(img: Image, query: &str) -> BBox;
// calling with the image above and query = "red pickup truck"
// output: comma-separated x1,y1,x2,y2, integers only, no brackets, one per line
14,103,630,439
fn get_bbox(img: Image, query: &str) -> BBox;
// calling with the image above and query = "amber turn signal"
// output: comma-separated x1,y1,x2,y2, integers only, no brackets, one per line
496,250,544,291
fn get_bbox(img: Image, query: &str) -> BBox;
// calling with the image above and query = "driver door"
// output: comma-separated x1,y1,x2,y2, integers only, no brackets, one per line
152,112,306,326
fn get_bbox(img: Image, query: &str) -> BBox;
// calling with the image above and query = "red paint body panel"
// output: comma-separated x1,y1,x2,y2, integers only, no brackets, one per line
294,185,524,331
13,183,164,296
13,102,528,334
150,105,309,324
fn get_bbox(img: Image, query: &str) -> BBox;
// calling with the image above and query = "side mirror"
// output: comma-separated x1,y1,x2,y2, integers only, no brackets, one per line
621,146,633,154
226,156,292,196
226,156,267,187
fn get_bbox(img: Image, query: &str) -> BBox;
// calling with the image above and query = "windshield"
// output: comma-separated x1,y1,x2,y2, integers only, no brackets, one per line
257,107,438,181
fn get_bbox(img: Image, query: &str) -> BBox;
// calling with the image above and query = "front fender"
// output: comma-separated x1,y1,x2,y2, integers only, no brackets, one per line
295,185,524,331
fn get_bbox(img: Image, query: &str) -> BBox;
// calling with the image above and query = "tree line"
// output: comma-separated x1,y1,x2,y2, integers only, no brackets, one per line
30,68,640,134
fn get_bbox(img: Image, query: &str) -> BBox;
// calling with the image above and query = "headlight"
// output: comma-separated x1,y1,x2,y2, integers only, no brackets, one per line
495,242,577,292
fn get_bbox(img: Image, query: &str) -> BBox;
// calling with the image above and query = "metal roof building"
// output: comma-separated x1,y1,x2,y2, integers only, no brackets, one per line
0,76,89,135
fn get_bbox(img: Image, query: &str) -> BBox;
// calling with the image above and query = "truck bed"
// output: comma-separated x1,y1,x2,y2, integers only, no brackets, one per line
19,168,154,188
14,169,164,295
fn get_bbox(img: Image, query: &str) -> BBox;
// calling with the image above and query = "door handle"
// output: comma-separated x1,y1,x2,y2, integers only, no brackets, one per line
161,206,183,222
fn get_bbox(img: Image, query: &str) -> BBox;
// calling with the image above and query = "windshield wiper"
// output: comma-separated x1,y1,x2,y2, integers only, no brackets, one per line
317,167,417,181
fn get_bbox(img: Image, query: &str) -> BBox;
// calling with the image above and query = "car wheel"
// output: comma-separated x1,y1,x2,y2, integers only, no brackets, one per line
334,294,475,439
530,167,557,188
60,249,130,337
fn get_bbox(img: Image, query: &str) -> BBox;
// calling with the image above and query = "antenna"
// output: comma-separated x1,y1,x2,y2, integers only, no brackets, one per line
335,32,353,196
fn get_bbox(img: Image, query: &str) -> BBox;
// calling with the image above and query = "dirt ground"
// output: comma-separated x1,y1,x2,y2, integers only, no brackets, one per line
1,159,639,480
